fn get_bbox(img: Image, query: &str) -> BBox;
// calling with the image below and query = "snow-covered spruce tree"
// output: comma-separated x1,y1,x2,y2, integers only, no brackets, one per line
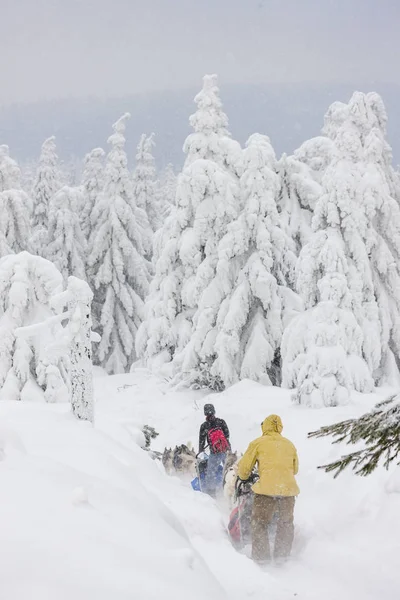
89,113,151,374
323,91,400,383
277,136,334,254
183,135,298,389
159,163,177,216
152,164,177,265
80,147,105,240
308,394,400,477
282,123,376,407
132,134,161,238
0,146,32,257
137,75,242,378
357,122,400,381
0,252,69,403
47,186,86,283
277,152,319,254
0,145,23,191
30,137,62,257
184,74,242,175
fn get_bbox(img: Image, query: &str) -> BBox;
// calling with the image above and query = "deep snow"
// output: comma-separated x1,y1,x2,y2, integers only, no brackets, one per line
0,369,399,599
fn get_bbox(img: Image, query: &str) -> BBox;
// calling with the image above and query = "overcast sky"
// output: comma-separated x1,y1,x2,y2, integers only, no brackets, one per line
1,0,398,105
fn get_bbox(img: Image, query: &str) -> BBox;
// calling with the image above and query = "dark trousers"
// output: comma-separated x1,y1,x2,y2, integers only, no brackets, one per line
251,494,295,562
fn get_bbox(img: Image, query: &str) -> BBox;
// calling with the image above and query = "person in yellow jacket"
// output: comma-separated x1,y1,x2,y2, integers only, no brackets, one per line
237,414,299,564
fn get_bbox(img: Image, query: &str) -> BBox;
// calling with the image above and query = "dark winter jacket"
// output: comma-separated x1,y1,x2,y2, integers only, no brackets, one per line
199,416,230,454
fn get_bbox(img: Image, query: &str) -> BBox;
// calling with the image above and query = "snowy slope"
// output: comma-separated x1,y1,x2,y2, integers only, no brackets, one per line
0,400,226,600
0,370,399,599
97,370,400,600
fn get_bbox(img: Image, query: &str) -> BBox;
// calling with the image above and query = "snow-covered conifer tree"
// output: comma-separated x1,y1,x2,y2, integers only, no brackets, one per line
0,145,23,191
132,134,161,236
184,74,242,175
277,137,333,254
80,148,105,240
184,135,298,389
159,163,177,217
47,186,86,283
282,123,376,407
30,137,62,257
137,75,242,378
152,164,177,265
89,113,151,374
0,252,69,403
0,146,32,256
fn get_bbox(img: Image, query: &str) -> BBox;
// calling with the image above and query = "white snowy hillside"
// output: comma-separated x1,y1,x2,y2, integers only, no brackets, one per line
0,368,398,600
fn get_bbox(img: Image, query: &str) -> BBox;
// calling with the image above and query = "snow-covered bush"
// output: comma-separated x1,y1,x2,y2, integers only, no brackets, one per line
89,113,151,374
0,252,69,403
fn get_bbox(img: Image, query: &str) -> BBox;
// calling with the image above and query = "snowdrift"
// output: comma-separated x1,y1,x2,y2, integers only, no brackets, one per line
0,401,224,600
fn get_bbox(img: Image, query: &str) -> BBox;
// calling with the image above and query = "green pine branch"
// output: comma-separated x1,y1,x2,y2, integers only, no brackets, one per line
308,394,400,477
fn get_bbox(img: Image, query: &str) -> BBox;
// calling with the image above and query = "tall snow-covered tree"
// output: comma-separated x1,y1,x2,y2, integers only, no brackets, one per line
47,186,86,283
0,252,69,403
159,163,177,216
352,97,400,381
80,147,105,240
152,164,177,265
132,134,160,236
0,146,32,256
184,135,298,389
278,136,334,258
183,74,242,175
89,113,151,374
282,122,376,407
137,75,242,378
30,137,62,257
0,145,22,191
277,136,334,254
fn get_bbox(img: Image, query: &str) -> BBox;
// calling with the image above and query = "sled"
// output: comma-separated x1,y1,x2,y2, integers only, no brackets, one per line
191,452,224,493
227,473,259,549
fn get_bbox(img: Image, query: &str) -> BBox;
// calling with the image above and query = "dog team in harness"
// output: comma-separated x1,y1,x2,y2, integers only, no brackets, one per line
194,404,299,565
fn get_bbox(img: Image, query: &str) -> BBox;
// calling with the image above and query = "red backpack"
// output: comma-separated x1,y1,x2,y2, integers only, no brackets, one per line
208,427,230,453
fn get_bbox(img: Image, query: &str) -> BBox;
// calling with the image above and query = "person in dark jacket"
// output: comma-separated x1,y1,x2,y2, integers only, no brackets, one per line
199,404,230,497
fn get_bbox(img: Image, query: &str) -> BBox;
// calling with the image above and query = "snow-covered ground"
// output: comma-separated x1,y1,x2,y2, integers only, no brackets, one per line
0,370,399,599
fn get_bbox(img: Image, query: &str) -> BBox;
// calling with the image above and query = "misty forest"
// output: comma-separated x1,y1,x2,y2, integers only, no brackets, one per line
0,1,399,599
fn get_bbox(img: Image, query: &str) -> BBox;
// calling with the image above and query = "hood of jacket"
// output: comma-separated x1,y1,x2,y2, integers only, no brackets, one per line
261,414,283,435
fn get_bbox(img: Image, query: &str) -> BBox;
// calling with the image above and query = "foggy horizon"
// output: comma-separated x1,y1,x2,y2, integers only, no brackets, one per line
1,0,399,105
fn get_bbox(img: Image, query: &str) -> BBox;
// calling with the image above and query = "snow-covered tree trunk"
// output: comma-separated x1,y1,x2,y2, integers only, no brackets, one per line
67,277,94,423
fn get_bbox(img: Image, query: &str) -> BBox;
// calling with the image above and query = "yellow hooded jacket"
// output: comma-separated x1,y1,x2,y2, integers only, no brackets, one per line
237,415,300,497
